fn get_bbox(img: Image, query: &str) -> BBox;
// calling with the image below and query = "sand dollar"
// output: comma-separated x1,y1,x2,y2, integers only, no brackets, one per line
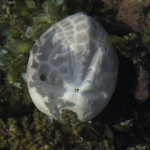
27,12,118,122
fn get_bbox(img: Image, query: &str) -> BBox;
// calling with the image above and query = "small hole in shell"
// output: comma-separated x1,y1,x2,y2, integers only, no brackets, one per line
40,74,46,81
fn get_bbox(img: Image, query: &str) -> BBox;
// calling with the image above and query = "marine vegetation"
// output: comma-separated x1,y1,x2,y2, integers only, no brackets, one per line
0,0,150,150
0,109,115,150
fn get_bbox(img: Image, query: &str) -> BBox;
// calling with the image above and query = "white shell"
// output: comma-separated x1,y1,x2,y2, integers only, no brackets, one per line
27,13,118,122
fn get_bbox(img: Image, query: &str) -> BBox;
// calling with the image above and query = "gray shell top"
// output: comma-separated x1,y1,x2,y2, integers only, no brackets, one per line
27,12,118,122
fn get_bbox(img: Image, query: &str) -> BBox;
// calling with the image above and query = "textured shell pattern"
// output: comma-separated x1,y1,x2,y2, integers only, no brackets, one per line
27,13,118,122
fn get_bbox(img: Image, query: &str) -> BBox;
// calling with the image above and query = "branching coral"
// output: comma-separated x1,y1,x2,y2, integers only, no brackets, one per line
0,110,115,150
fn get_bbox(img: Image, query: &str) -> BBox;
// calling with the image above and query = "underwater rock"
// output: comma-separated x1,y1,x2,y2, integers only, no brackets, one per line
117,0,150,31
27,12,118,122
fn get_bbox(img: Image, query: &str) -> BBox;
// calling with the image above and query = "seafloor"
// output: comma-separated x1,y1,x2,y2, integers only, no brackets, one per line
0,0,150,150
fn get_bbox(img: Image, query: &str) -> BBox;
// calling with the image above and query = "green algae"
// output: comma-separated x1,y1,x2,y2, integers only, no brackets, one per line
0,0,67,118
0,0,150,150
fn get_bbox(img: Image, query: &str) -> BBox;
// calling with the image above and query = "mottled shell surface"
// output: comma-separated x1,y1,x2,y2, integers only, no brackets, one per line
27,13,118,122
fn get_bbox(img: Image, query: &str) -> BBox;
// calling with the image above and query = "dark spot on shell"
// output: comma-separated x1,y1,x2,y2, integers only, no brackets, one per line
75,89,79,92
40,74,46,81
